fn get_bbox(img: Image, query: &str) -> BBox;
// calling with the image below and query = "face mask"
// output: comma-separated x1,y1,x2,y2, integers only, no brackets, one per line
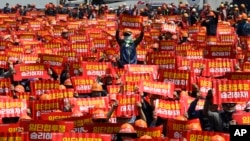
124,35,132,41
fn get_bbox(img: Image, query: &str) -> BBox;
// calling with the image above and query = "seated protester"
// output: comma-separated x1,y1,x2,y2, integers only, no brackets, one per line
236,13,250,36
188,90,215,131
205,89,237,133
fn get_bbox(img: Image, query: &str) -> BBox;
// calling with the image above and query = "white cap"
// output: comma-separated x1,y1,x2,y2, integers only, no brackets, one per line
125,6,129,10
192,8,196,12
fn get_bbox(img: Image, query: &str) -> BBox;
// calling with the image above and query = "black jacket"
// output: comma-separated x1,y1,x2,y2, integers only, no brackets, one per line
201,14,218,36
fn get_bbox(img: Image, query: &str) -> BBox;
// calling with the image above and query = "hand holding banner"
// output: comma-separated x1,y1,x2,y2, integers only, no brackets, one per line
119,15,143,29
139,80,175,98
13,63,50,81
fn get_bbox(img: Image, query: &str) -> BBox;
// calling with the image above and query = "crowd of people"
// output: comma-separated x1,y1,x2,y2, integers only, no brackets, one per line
0,0,249,140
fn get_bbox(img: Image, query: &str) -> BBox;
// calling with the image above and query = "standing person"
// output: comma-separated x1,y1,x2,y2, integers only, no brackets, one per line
190,8,199,25
236,13,250,36
3,3,11,13
205,90,237,133
201,11,219,36
115,26,144,68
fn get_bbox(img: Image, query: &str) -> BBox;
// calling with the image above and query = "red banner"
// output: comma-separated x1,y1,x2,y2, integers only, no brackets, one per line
30,80,60,96
20,120,74,140
0,123,23,133
225,72,250,80
39,54,67,67
69,42,90,54
134,125,163,138
69,97,109,113
182,50,203,60
132,139,167,141
204,59,236,77
69,34,89,43
0,99,27,118
167,118,201,139
150,56,177,70
22,54,39,64
122,73,153,83
52,132,111,141
40,112,73,121
189,59,207,76
154,99,183,119
83,123,123,141
82,62,112,77
0,78,11,95
29,99,64,119
116,94,140,118
159,69,193,90
146,51,174,64
203,44,236,59
7,51,22,63
213,80,250,104
0,41,8,51
162,23,177,33
57,50,79,63
120,15,143,29
124,64,159,80
13,63,50,81
0,54,8,69
16,92,32,100
0,132,29,141
107,85,120,95
71,76,94,94
123,82,140,95
139,80,175,98
60,115,93,131
44,89,74,100
176,57,191,70
232,112,250,125
175,44,193,55
43,42,62,51
8,46,24,53
185,130,230,141
137,48,148,61
159,40,176,51
180,95,205,111
242,62,250,71
196,77,212,98
93,38,109,49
